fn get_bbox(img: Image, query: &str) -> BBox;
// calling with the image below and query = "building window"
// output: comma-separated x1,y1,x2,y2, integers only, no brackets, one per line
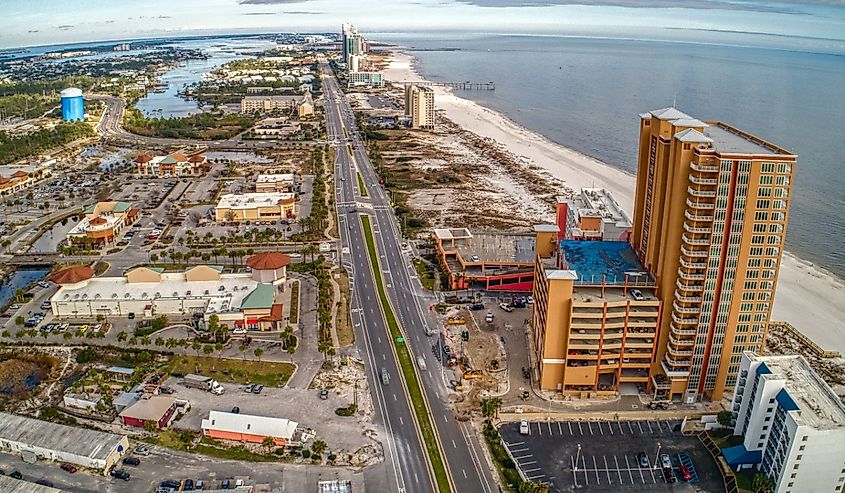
799,445,804,451
802,436,808,442
796,455,802,460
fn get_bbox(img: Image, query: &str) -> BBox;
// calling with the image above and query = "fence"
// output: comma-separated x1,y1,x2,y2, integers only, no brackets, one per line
768,320,841,359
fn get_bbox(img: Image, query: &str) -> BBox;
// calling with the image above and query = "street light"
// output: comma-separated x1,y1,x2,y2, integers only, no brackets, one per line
574,443,581,471
654,441,662,469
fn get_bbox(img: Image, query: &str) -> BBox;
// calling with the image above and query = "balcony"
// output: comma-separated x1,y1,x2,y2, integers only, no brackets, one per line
671,326,697,338
689,174,718,186
675,279,704,293
690,161,719,173
674,290,701,303
668,346,693,358
681,246,708,258
665,354,692,366
682,234,710,246
683,222,711,235
685,210,714,222
686,198,715,210
679,257,706,269
672,300,700,315
669,333,695,347
688,186,717,199
677,267,706,282
652,375,672,389
671,312,699,326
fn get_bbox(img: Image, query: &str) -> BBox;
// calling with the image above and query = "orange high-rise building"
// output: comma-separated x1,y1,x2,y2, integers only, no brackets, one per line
631,108,796,403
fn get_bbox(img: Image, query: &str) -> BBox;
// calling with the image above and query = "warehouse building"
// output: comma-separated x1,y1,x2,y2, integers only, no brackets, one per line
201,410,297,446
215,192,296,223
0,412,128,473
119,395,179,429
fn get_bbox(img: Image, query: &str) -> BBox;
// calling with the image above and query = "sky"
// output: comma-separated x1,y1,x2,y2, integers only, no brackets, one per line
2,0,845,50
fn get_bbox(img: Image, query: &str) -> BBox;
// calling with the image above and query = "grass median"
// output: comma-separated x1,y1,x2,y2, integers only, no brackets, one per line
357,171,368,197
361,215,451,493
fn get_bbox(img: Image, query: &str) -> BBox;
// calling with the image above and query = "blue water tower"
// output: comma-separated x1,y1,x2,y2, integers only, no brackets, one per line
60,87,85,121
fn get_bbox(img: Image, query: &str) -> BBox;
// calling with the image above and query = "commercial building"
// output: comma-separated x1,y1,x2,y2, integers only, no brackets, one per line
215,192,296,223
252,118,302,138
0,412,128,472
240,94,310,115
433,227,538,291
66,200,139,247
60,87,84,121
255,174,296,193
0,475,63,492
134,152,208,176
347,70,384,89
201,410,298,446
0,170,32,195
119,395,179,429
405,84,435,129
50,257,289,331
631,108,797,403
724,352,845,493
556,188,632,241
531,230,660,396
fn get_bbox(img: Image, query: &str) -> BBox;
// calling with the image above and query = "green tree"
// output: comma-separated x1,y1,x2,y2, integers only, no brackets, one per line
1,329,10,338
14,315,24,326
717,410,733,428
261,435,275,453
253,347,264,362
203,344,214,357
215,342,224,358
752,473,776,493
155,336,165,347
192,339,202,356
518,481,549,493
142,335,151,346
318,340,334,362
239,343,248,360
117,330,128,342
481,397,502,419
311,439,327,458
143,420,157,433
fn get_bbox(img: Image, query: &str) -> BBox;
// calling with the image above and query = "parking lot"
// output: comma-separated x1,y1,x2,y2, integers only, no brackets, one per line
499,420,724,492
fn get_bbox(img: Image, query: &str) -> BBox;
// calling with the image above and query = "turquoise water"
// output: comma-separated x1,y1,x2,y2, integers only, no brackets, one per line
383,33,845,278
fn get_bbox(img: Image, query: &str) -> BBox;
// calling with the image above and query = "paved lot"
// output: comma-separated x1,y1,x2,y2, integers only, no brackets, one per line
499,420,724,493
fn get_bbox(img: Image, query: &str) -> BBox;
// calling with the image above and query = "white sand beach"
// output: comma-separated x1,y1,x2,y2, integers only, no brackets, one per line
384,52,845,355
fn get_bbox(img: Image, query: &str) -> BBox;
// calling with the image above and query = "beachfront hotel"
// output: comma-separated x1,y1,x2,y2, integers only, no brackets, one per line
530,229,661,396
405,84,435,130
632,108,797,403
724,352,845,493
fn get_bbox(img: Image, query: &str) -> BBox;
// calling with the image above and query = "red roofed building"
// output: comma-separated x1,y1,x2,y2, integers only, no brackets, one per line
246,252,289,285
50,266,95,285
135,152,207,176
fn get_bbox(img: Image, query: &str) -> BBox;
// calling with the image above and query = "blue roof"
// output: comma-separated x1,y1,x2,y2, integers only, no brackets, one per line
559,241,653,285
755,362,772,376
722,444,762,467
776,388,800,412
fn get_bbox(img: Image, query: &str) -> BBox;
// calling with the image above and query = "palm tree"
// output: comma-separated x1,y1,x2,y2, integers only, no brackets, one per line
253,347,264,362
752,473,776,493
215,342,224,359
117,331,128,342
142,335,151,346
239,343,248,360
311,439,327,458
155,337,165,347
481,397,502,419
261,435,275,454
192,340,201,356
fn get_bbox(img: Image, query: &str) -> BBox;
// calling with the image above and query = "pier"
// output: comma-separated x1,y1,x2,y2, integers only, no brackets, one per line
403,81,495,91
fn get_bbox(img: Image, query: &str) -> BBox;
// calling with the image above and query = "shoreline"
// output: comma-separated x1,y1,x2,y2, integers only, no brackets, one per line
383,50,845,355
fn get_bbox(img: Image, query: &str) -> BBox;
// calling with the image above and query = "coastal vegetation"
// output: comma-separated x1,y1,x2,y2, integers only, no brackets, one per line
123,107,254,140
0,122,94,165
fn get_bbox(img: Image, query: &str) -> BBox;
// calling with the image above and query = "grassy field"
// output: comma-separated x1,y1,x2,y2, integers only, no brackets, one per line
288,280,300,324
361,215,451,493
356,171,368,197
166,355,294,387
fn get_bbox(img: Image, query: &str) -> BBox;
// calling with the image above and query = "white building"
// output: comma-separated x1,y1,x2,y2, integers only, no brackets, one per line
255,174,296,193
202,410,298,446
726,352,845,493
347,71,384,89
556,188,632,241
0,412,129,473
215,192,297,223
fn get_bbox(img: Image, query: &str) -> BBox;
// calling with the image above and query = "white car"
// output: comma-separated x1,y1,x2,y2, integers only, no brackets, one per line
232,328,247,335
519,420,529,435
289,253,302,259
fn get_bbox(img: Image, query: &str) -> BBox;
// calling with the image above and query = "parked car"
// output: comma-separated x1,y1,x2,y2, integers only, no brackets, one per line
470,255,480,262
252,384,264,394
519,420,529,435
110,469,130,481
60,463,77,473
679,464,693,481
10,470,22,479
498,302,514,312
631,289,645,301
36,479,54,487
485,312,494,323
468,303,485,311
134,446,150,456
195,479,205,490
660,453,672,470
183,479,194,490
122,456,140,466
232,328,247,335
221,479,231,489
637,452,649,468
244,384,254,393
231,406,240,414
319,389,329,400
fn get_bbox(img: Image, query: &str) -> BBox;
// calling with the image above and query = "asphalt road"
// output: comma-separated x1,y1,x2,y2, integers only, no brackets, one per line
321,64,496,493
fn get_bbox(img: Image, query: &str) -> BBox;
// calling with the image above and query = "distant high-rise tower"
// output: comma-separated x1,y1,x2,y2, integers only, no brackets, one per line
340,24,365,65
632,108,797,403
404,84,435,129
60,88,84,121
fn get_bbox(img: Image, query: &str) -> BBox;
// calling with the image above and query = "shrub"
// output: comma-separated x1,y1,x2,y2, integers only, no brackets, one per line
301,449,311,459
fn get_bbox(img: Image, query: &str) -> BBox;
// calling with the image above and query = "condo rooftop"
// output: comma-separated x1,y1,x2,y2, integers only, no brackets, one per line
559,240,653,286
749,353,845,430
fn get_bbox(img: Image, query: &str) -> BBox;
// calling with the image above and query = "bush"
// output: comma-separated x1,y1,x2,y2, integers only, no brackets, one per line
335,404,358,417
301,449,311,459
274,448,285,455
75,347,101,363
503,468,521,487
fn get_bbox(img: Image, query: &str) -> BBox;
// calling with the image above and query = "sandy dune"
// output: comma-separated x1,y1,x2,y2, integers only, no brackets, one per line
383,52,845,355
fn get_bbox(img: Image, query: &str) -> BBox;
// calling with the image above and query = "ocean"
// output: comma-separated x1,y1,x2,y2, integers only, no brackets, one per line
381,33,845,279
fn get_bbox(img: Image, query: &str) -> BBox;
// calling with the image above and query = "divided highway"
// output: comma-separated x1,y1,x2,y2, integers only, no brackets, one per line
322,64,496,493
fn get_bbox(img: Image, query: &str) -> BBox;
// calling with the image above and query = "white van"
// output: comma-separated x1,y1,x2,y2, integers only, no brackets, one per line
417,357,427,371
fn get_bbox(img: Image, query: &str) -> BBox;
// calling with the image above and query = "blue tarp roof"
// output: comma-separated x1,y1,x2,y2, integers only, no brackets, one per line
723,444,762,467
776,388,800,412
755,362,771,376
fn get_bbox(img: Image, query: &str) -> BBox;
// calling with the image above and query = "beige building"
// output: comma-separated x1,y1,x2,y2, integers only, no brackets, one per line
405,84,435,129
531,228,661,397
66,201,139,247
241,95,307,114
215,192,296,223
255,174,295,193
631,108,797,403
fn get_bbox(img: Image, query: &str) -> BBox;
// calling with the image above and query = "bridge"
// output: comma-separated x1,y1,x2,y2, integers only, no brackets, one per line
403,80,495,91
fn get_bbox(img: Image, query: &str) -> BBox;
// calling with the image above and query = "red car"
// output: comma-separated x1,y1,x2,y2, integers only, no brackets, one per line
61,463,77,473
679,464,692,482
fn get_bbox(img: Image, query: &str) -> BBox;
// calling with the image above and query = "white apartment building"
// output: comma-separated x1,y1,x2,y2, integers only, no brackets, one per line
347,71,384,88
726,352,845,493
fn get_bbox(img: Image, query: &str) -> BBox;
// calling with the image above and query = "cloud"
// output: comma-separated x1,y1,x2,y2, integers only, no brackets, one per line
282,10,324,14
239,0,310,4
243,11,277,15
450,0,823,13
56,25,74,30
